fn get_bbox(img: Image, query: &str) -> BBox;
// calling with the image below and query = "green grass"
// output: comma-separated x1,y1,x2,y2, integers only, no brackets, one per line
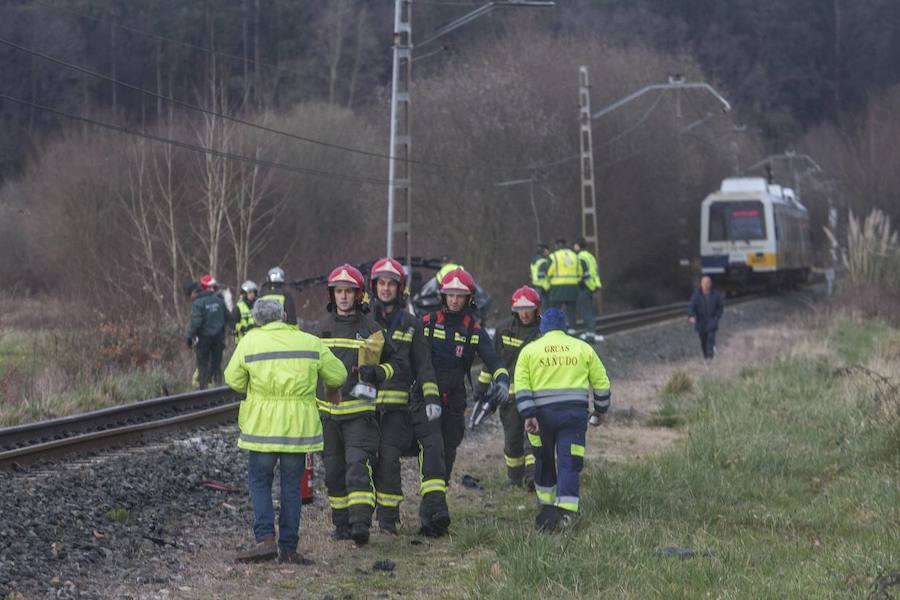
460,322,899,599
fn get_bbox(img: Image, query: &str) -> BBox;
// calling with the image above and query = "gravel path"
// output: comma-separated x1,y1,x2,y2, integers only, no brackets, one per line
0,287,823,599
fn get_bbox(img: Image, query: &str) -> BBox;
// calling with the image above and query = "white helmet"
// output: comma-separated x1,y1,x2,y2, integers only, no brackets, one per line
240,280,258,294
267,266,285,283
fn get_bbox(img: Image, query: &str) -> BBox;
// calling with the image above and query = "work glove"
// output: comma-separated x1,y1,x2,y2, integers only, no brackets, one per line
488,380,510,407
358,365,384,385
425,403,442,422
186,337,194,349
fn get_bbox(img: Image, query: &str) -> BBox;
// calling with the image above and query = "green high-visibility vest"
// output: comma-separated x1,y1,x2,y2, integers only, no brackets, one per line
577,250,602,292
235,299,255,341
530,256,550,291
547,249,581,287
224,321,348,453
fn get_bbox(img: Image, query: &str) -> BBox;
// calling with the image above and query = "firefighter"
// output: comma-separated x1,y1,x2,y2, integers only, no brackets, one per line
368,258,448,537
475,286,542,489
422,269,509,499
225,299,347,563
514,308,611,533
573,238,603,343
546,239,582,329
259,266,298,325
186,274,228,389
529,243,551,304
316,264,407,546
232,280,258,343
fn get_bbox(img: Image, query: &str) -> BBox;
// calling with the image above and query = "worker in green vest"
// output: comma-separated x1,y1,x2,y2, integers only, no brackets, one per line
232,280,258,342
529,243,550,305
546,238,582,329
573,238,603,343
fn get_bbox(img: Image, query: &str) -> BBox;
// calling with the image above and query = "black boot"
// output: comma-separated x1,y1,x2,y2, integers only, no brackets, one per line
331,509,350,541
377,506,400,535
350,522,370,546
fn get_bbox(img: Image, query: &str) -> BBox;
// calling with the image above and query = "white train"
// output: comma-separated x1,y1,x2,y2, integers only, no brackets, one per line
700,177,812,288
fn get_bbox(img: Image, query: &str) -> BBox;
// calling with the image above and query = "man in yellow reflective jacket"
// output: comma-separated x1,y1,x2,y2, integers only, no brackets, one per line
225,299,347,564
573,238,603,343
514,308,610,533
546,238,582,328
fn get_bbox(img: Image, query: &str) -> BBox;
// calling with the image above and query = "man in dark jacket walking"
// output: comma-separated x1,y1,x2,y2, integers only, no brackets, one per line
688,276,724,360
186,274,228,388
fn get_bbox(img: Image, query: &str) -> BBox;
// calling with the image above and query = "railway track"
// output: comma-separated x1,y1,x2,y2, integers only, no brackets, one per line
0,293,765,469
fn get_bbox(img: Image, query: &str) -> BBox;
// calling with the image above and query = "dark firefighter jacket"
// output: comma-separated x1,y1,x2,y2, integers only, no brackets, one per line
372,301,440,409
476,315,541,396
259,282,298,325
315,310,408,420
422,308,509,385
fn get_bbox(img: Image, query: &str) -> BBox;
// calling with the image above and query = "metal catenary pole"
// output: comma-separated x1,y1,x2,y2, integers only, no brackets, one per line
578,66,598,259
386,0,412,271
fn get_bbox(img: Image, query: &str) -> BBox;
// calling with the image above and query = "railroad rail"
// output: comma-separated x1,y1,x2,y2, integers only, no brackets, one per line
0,293,765,469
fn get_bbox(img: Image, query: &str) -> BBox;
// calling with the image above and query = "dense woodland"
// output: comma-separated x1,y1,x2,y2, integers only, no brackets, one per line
1,0,899,319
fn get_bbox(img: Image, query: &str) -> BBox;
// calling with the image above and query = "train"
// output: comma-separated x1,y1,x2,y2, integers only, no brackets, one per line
700,177,812,289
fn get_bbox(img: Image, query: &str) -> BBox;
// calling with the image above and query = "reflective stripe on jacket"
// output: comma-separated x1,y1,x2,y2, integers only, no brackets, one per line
224,321,347,453
514,329,610,419
577,250,602,292
547,249,582,287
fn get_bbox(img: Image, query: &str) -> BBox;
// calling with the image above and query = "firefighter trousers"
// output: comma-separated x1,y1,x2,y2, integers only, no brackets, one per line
322,414,379,528
436,371,467,485
499,398,534,484
374,410,411,525
531,405,587,513
410,403,449,523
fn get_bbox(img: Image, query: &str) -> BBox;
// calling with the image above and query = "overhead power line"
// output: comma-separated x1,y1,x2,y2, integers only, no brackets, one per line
0,92,395,187
0,36,533,175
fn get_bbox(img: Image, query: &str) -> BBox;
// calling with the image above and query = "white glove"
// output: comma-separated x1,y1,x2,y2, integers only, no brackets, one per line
425,403,442,422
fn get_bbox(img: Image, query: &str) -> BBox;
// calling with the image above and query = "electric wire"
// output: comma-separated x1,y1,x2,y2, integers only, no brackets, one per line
0,92,396,187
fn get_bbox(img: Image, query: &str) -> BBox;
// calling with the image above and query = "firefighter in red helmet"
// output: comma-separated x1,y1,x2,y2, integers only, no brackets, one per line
475,286,542,489
420,268,508,536
368,258,447,535
315,264,407,546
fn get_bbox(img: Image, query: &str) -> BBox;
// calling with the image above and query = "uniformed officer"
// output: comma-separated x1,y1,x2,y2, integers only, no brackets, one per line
368,258,448,537
572,238,603,343
434,255,463,285
529,243,551,304
422,269,509,501
225,299,347,563
476,286,542,489
514,308,611,532
316,264,407,546
232,280,258,342
259,266,298,325
546,239,582,328
186,274,227,389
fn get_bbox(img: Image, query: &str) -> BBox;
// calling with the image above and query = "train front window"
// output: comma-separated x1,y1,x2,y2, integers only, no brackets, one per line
709,201,766,241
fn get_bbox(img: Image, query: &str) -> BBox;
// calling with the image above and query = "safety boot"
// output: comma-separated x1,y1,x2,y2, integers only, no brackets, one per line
234,535,278,562
377,506,400,535
332,526,351,541
350,522,370,546
431,510,451,537
535,506,561,533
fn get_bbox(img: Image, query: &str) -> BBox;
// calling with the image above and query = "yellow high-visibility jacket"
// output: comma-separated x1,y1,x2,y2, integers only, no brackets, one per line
547,249,582,287
225,321,347,453
577,250,603,292
513,329,610,418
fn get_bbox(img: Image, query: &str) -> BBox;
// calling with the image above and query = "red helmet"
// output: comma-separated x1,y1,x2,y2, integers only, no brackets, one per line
199,274,216,291
369,257,407,292
439,268,475,295
511,286,541,313
327,264,366,308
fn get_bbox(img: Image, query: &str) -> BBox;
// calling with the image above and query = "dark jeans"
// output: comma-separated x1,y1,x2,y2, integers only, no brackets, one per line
247,451,306,554
195,334,225,389
699,330,717,359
